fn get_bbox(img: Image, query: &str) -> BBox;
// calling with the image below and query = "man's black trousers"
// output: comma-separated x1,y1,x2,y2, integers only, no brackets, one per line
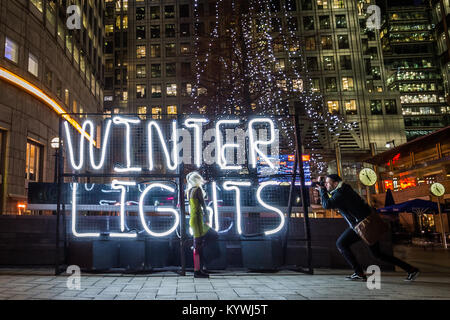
336,227,414,275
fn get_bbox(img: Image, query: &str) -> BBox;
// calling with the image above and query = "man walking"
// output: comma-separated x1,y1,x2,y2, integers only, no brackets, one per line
317,174,420,281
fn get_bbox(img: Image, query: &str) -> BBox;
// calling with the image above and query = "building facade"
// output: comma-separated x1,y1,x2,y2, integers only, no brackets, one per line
0,0,105,214
380,2,450,141
102,0,406,184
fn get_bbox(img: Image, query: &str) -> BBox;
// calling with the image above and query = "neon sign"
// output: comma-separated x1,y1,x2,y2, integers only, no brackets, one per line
64,116,293,238
63,117,280,171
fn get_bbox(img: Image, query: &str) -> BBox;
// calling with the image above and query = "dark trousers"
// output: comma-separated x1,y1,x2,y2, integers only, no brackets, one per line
336,228,414,275
194,228,219,269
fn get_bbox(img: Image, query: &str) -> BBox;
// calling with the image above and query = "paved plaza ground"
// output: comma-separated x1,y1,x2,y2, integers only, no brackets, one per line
0,245,448,300
0,268,448,300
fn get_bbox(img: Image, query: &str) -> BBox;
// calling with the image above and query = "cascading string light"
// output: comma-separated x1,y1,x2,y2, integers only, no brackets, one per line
192,0,359,175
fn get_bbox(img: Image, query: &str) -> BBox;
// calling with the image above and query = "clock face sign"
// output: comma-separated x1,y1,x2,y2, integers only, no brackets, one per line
430,183,445,197
359,168,377,186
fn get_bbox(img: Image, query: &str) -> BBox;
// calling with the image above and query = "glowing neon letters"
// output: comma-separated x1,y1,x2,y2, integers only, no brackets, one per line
113,117,142,172
215,119,242,170
223,181,252,235
111,180,137,238
138,183,180,237
63,117,279,171
147,120,178,171
184,118,207,168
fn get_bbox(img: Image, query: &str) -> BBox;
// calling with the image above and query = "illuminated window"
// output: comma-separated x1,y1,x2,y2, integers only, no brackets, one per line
327,100,339,114
167,105,177,115
341,77,354,91
26,140,42,182
166,43,176,57
321,35,333,49
122,16,128,30
151,84,162,98
151,64,161,78
182,83,192,96
180,43,190,54
150,44,160,58
275,59,285,71
344,100,357,115
317,0,328,9
137,106,147,119
311,78,321,92
305,37,316,50
370,100,383,115
26,53,38,77
293,79,303,92
136,85,146,99
152,106,162,119
64,89,70,106
5,37,19,63
105,25,114,36
277,80,288,91
323,56,335,70
333,0,345,8
136,64,146,78
30,0,43,12
166,83,177,96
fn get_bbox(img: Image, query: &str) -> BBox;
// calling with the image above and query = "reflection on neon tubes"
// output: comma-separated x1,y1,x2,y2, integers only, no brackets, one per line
223,181,251,235
64,121,87,170
71,183,100,238
256,181,286,235
138,183,180,237
215,119,242,170
184,118,207,168
212,181,220,231
89,120,112,170
65,119,112,171
111,180,137,238
113,116,142,172
249,118,276,169
147,120,178,171
206,207,214,228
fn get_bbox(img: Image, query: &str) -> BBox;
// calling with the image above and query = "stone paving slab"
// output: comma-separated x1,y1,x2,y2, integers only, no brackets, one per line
0,268,449,300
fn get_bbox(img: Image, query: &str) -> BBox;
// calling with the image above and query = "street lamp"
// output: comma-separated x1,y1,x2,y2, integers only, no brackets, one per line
385,140,395,149
51,137,60,183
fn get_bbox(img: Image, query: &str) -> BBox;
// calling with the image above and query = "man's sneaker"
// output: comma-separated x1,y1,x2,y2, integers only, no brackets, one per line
405,268,420,281
345,273,367,281
194,270,209,279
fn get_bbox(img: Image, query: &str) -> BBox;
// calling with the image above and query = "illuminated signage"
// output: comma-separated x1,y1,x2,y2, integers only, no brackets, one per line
63,116,294,238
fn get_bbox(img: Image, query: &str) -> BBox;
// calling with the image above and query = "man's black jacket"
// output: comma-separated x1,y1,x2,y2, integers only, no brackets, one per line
320,183,372,227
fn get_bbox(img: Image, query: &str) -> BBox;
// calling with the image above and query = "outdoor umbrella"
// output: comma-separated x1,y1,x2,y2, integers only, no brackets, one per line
377,199,438,214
